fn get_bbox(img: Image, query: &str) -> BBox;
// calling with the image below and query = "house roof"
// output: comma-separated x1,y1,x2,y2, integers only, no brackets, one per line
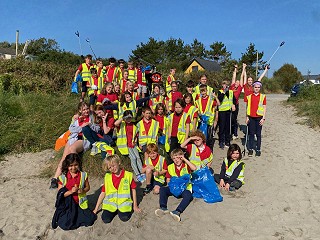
303,74,320,80
192,57,221,72
0,48,16,55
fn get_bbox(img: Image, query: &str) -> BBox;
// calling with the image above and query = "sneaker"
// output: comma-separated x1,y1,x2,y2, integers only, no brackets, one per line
229,186,236,191
170,210,181,222
143,185,152,195
49,178,58,189
248,150,253,157
90,142,98,156
256,150,261,157
155,207,169,217
140,173,147,182
225,143,230,148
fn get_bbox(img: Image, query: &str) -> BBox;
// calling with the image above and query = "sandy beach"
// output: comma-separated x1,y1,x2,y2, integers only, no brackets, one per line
1,94,320,240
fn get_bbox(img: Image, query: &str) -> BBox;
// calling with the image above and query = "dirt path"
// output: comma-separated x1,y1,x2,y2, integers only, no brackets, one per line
1,94,320,240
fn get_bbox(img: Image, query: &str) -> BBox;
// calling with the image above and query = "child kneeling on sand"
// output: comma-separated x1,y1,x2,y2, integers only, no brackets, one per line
52,153,96,230
214,144,245,191
155,149,196,222
93,155,141,223
142,143,168,195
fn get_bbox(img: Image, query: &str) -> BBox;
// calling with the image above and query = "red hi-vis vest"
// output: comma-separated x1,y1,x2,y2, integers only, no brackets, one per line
246,94,266,117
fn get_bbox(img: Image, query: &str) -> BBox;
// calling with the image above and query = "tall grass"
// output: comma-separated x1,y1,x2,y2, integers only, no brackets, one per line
287,84,320,127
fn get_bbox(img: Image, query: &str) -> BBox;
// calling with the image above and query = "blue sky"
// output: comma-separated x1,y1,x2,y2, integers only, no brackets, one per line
1,0,319,75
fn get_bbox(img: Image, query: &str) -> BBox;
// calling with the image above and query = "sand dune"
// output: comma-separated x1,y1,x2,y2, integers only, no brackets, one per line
1,94,320,240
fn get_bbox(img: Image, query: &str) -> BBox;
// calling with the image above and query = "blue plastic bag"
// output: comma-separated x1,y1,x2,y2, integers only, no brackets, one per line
158,135,165,145
191,167,223,203
168,174,191,197
76,74,82,82
71,82,78,94
199,115,209,139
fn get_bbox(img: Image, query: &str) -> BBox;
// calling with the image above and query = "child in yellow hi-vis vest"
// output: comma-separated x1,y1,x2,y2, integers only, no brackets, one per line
142,143,168,195
155,149,196,222
214,144,245,191
93,155,141,223
52,153,96,230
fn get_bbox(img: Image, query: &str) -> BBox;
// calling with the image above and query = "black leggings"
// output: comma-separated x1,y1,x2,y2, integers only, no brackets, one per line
101,210,132,223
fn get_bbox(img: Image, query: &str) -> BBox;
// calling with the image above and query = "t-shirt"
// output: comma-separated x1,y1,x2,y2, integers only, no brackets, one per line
166,91,183,111
246,93,266,118
154,114,165,130
164,163,191,178
57,171,83,204
141,119,152,134
230,84,243,105
186,144,212,161
170,113,191,137
106,66,117,82
78,63,93,71
101,169,136,192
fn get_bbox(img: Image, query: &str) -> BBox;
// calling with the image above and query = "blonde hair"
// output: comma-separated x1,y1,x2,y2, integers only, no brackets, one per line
102,154,121,172
170,148,184,158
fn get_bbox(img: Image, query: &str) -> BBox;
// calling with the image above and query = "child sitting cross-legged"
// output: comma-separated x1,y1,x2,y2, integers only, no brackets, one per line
142,143,168,195
155,149,196,222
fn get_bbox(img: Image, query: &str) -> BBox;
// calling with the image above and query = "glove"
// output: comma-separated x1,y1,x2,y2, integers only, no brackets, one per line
91,85,98,90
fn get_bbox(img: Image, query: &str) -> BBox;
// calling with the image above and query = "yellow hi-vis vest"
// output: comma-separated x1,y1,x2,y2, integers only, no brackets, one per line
168,163,192,191
163,116,170,152
95,142,115,156
81,63,93,82
185,105,199,131
219,90,234,111
246,94,266,117
87,76,104,96
128,68,137,83
169,112,188,143
166,74,175,93
150,96,164,110
194,85,213,95
118,101,137,119
106,66,117,83
141,71,147,84
58,171,88,209
195,96,215,125
116,67,124,84
145,155,166,184
188,144,202,168
136,119,159,146
224,158,245,184
116,122,137,155
102,171,133,213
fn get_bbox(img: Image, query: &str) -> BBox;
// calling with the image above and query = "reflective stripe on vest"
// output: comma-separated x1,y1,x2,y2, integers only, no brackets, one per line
128,69,137,82
194,85,213,95
118,101,137,119
95,142,115,156
186,105,199,131
219,90,233,111
102,171,133,212
87,76,104,96
196,96,215,125
58,171,88,209
150,96,164,110
169,112,188,143
168,163,192,191
166,75,175,93
137,120,159,146
145,156,166,183
106,67,117,82
246,94,265,117
116,122,137,155
188,144,202,168
81,63,92,82
224,158,245,184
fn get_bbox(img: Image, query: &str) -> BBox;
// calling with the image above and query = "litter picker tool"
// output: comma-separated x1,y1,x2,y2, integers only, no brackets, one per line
242,124,249,156
266,41,285,65
75,31,82,56
85,38,97,59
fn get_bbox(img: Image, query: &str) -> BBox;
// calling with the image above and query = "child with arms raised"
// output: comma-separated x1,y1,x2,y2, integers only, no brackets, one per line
94,155,141,223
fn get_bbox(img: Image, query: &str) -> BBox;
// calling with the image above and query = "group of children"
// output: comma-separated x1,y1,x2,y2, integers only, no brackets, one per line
51,57,269,229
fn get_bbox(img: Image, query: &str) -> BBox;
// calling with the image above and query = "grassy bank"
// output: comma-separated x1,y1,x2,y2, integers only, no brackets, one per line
287,84,320,127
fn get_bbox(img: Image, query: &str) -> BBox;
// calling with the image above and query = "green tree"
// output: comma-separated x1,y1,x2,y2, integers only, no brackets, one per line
186,38,207,59
240,43,266,78
273,63,303,92
27,38,60,56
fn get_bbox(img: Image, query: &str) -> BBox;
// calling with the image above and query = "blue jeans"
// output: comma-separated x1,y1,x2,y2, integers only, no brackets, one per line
82,126,115,146
159,186,193,213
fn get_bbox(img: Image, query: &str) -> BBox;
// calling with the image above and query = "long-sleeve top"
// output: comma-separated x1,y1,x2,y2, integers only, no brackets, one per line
219,159,244,184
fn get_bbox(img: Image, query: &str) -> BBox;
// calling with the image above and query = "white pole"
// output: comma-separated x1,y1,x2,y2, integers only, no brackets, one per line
16,30,19,56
